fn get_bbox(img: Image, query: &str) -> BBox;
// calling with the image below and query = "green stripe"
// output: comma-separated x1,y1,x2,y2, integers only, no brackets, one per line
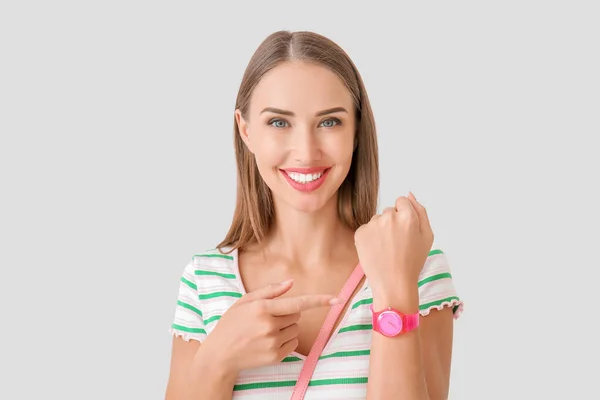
281,356,303,363
177,300,202,317
194,270,236,279
351,298,373,309
171,323,206,335
429,249,444,256
338,324,372,333
234,380,297,390
198,291,242,300
418,272,452,287
309,377,368,386
203,315,221,324
193,253,233,260
419,296,461,311
319,350,370,360
180,276,197,290
233,377,368,391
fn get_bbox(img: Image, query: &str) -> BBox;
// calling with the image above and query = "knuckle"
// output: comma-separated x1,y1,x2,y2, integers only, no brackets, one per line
397,207,415,220
264,318,277,333
381,212,393,222
258,321,274,337
395,196,407,206
254,300,269,314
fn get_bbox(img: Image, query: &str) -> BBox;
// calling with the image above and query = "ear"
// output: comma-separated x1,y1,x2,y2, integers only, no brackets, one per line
235,109,253,153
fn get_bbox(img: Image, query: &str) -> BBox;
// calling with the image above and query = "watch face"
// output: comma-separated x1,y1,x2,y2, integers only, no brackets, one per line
377,311,403,337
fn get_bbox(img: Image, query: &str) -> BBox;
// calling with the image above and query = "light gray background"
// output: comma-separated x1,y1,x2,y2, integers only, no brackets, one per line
1,1,598,399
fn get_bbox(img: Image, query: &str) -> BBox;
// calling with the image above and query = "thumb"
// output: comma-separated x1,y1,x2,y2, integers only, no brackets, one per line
237,279,294,304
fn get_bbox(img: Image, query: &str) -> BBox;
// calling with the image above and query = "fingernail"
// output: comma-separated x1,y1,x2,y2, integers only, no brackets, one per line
280,279,294,286
329,298,341,305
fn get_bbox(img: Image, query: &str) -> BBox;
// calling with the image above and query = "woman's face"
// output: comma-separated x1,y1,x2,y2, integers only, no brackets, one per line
236,61,356,214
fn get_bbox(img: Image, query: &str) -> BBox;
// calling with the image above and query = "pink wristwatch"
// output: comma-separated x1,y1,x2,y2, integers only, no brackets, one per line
370,304,420,337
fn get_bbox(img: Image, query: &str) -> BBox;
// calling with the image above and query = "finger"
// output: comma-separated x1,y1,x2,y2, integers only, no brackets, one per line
278,323,300,345
382,206,395,215
267,294,339,316
277,338,299,361
394,195,412,211
237,279,294,304
274,312,301,329
408,192,431,233
395,195,419,221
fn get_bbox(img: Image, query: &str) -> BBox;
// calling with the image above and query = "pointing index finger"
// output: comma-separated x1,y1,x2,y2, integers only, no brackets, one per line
267,294,340,316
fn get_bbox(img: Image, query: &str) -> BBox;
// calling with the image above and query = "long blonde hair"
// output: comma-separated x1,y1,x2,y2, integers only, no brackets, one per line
217,30,379,253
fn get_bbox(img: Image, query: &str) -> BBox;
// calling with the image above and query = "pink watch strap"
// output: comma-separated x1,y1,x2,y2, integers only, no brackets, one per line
403,312,420,332
290,264,365,400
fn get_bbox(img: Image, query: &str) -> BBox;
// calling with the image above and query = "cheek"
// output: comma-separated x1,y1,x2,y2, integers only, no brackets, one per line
251,134,287,169
325,134,355,164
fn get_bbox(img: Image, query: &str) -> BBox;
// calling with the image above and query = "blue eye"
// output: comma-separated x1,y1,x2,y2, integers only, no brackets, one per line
320,118,341,128
269,119,289,129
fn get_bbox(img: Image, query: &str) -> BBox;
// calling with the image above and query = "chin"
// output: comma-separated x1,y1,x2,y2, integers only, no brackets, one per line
277,181,341,215
285,196,333,214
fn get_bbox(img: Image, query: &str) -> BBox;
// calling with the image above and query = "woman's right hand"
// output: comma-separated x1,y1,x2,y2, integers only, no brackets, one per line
199,279,339,374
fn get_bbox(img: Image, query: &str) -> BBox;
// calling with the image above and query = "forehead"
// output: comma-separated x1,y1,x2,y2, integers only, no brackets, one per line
249,61,354,116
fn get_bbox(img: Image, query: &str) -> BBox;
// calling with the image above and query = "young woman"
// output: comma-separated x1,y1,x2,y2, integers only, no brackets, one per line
165,30,463,400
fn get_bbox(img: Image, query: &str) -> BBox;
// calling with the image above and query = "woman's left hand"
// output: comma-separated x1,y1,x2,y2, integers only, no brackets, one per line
354,192,434,299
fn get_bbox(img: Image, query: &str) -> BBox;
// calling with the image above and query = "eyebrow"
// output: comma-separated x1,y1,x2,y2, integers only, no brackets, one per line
260,107,348,117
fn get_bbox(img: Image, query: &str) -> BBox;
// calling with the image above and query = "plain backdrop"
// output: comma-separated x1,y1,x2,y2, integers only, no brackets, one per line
1,1,599,399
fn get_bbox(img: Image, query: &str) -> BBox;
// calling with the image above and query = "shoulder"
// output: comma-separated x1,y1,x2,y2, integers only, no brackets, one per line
184,246,239,286
177,247,235,278
191,247,236,270
189,246,244,304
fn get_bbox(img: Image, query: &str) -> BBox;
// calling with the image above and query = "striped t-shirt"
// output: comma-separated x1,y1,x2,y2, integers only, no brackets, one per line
170,246,463,400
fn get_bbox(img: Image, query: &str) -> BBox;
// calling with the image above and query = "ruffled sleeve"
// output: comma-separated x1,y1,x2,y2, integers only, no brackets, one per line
169,258,208,342
418,247,464,319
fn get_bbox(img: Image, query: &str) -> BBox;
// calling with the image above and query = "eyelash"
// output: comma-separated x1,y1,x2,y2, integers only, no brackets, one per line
267,117,342,129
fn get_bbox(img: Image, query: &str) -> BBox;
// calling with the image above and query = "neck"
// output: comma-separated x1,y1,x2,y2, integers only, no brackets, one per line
261,195,357,270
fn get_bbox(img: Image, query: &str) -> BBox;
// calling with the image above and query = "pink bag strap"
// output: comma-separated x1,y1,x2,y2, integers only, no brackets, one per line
290,264,365,400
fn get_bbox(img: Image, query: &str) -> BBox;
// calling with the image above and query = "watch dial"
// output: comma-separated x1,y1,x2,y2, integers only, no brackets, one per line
378,312,403,336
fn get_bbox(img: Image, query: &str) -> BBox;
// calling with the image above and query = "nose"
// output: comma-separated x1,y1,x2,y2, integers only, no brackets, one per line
292,125,321,163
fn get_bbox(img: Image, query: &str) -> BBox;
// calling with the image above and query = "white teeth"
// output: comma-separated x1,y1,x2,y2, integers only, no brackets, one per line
286,171,323,183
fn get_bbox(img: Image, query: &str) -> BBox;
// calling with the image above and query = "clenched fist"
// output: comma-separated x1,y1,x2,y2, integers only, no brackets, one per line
354,192,434,297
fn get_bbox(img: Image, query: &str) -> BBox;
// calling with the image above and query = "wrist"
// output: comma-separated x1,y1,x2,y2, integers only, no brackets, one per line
371,284,419,314
193,335,238,382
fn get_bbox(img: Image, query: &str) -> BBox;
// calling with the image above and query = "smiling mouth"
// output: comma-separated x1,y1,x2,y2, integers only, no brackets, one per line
279,167,331,192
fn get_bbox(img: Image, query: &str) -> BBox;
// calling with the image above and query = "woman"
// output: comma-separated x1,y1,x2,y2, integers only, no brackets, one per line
165,30,463,400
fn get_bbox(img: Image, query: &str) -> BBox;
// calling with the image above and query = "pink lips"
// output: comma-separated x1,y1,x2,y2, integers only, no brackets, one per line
280,167,330,174
279,167,331,193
